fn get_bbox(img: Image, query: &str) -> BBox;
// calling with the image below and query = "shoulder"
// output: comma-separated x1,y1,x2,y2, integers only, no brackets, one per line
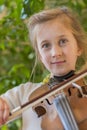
18,81,43,94
1,82,43,106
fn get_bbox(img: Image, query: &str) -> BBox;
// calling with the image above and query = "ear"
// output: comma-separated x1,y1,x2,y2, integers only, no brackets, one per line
77,48,83,56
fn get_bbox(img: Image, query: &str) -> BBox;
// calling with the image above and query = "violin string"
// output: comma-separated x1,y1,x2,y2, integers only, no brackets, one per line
53,93,79,130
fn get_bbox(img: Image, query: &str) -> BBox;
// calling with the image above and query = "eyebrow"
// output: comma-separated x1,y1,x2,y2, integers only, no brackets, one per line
40,35,67,44
57,35,67,38
41,40,49,44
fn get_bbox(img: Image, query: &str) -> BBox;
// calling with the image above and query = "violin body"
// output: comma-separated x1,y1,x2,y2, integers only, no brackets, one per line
30,78,87,130
66,79,87,130
70,95,87,130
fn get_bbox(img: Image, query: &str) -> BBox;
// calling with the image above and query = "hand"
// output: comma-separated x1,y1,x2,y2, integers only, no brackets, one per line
0,98,10,125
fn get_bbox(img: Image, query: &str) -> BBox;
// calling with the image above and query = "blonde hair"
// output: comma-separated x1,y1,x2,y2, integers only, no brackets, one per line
27,7,87,69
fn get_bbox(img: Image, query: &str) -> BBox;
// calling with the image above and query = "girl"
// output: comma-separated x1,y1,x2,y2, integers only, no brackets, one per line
0,7,87,130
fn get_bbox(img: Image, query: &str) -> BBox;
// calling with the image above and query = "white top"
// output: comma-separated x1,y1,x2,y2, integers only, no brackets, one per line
1,82,43,130
2,81,85,130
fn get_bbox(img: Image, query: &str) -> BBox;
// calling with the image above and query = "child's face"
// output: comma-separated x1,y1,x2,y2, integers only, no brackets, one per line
36,18,82,76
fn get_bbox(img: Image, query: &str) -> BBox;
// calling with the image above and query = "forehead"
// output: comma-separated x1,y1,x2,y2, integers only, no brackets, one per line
35,18,72,39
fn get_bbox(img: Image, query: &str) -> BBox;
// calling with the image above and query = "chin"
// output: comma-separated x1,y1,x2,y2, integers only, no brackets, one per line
53,70,71,76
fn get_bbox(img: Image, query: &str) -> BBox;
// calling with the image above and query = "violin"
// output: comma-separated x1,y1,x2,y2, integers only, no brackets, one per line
3,70,87,130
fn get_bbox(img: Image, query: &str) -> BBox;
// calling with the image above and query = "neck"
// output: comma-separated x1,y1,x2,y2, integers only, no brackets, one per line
48,70,75,89
54,70,75,81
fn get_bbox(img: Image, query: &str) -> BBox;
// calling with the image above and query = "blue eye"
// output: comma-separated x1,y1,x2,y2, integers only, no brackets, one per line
59,39,68,46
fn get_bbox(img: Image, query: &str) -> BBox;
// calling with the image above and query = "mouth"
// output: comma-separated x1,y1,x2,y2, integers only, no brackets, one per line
51,60,66,64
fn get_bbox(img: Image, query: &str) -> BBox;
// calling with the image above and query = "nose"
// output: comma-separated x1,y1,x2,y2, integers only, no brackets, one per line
51,45,62,58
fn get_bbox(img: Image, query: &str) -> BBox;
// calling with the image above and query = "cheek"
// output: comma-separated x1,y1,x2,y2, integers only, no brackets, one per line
64,48,78,61
40,52,50,65
41,55,48,63
67,52,78,65
65,45,80,57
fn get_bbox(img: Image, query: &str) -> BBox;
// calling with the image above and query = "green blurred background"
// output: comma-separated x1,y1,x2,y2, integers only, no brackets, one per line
0,0,87,129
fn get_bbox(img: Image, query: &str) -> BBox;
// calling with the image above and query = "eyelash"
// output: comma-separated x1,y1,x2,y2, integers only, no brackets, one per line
59,38,68,46
42,43,50,49
41,38,68,49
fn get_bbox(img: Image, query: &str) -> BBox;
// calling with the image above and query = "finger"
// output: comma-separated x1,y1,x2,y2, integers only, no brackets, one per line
3,102,9,123
0,98,5,124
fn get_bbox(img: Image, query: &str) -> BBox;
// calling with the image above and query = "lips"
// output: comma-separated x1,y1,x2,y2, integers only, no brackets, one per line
51,60,66,64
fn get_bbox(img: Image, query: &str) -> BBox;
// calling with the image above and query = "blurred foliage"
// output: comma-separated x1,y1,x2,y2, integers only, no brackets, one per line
0,0,45,94
0,0,87,130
